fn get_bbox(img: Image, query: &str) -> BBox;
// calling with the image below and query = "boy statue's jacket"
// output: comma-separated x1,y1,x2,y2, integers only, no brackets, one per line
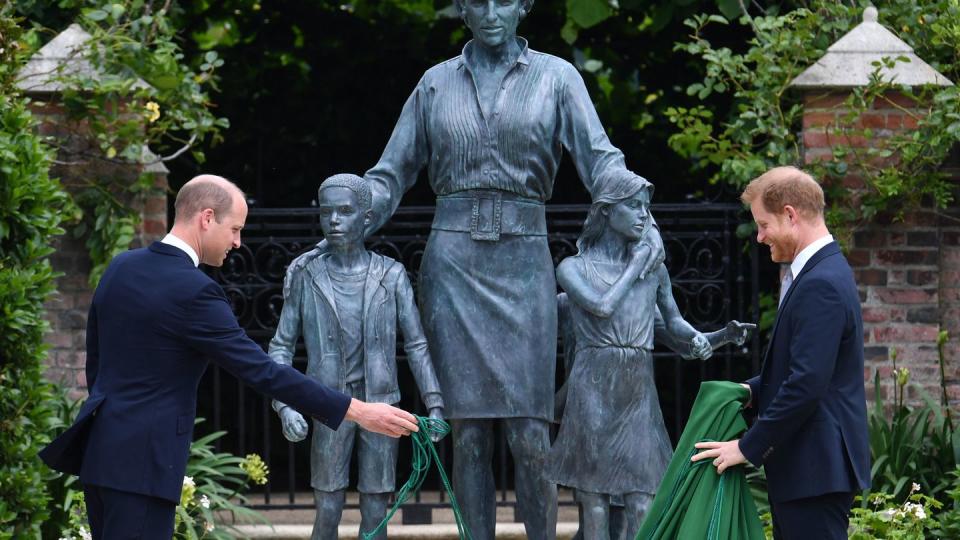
269,252,444,411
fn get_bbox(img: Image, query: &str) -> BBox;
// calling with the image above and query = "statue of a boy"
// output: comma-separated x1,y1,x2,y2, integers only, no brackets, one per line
268,174,444,540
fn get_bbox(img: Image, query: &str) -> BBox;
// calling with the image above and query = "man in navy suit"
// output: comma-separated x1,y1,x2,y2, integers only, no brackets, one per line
692,166,870,539
40,175,420,539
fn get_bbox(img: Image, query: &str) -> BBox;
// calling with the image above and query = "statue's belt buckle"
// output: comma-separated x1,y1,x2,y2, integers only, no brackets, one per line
470,192,502,241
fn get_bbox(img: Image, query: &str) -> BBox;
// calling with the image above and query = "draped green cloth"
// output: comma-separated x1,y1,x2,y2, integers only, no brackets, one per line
636,381,765,540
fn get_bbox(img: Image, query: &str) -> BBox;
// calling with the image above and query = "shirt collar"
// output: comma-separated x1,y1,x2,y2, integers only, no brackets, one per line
789,233,833,278
457,37,530,71
162,233,200,267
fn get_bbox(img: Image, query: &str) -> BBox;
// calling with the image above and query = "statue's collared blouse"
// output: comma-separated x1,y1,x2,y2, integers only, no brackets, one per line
364,37,630,228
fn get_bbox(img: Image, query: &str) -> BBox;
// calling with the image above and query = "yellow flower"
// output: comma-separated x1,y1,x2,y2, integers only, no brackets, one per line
241,453,269,485
145,101,161,123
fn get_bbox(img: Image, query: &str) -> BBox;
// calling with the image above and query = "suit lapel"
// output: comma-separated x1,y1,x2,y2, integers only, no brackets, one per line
761,242,842,363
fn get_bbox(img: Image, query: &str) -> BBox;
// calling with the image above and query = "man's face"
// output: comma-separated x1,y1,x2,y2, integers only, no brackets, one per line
201,194,247,267
607,189,651,242
317,187,369,249
750,202,798,264
461,0,522,49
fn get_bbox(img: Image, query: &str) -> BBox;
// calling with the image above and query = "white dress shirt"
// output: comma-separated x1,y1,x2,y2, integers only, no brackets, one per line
790,234,834,279
161,233,199,267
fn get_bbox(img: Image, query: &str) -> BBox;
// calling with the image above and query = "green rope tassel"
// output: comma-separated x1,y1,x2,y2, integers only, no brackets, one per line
361,415,473,540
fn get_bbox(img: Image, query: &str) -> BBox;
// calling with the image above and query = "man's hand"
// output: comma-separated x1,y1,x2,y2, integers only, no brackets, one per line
691,333,712,360
279,407,308,442
345,399,419,438
427,407,445,443
691,440,746,474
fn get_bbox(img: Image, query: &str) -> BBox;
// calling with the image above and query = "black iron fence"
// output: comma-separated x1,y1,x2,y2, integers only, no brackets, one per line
199,203,761,518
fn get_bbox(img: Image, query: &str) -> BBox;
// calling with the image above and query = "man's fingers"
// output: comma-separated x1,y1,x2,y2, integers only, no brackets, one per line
690,449,717,462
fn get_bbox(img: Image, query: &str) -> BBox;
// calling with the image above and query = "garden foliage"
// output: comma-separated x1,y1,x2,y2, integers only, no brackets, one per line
0,11,76,538
11,0,229,285
667,0,960,242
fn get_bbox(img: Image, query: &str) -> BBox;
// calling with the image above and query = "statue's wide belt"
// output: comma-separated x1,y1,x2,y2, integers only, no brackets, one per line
432,190,547,241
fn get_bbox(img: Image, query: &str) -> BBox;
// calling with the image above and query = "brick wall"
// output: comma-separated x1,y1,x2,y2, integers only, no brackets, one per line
941,208,960,407
32,98,169,398
801,89,960,406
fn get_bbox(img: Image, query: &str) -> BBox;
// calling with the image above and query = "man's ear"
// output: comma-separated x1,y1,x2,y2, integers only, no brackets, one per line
782,204,800,225
198,208,215,230
364,209,374,226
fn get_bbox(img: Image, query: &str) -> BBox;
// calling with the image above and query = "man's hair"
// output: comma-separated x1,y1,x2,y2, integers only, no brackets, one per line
741,166,825,219
318,174,372,211
174,176,242,223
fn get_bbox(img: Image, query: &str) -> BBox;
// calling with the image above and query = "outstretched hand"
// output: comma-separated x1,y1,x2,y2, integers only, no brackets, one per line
725,320,757,346
345,399,420,438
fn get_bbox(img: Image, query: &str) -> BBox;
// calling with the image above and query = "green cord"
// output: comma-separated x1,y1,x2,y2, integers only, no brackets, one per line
361,415,473,540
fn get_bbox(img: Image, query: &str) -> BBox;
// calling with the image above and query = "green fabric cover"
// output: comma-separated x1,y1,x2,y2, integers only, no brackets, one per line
636,380,765,540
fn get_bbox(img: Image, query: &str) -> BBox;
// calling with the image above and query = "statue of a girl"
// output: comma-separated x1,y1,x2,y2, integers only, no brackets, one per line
547,170,753,539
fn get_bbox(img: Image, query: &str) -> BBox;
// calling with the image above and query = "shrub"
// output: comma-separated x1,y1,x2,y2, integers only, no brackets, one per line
0,10,76,537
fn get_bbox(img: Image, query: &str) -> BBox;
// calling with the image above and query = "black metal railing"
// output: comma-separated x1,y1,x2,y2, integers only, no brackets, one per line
199,203,761,518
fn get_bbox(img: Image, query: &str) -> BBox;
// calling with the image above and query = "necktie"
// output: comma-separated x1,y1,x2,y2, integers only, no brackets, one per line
778,268,794,308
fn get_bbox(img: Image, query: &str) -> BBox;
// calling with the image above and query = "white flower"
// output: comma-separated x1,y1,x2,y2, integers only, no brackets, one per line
183,476,195,488
200,495,210,509
204,521,215,532
904,502,926,520
880,508,896,520
911,482,921,493
79,527,92,540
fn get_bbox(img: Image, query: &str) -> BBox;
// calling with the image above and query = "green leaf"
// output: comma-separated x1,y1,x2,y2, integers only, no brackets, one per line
567,0,614,30
650,2,675,33
84,9,109,22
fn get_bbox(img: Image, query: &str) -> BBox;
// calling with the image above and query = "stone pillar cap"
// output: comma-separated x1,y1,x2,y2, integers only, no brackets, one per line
790,6,953,89
15,23,151,94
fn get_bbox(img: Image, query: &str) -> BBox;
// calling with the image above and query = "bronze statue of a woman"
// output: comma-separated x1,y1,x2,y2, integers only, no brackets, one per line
289,1,664,536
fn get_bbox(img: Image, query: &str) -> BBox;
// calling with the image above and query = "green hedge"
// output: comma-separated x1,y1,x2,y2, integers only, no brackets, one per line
0,12,75,538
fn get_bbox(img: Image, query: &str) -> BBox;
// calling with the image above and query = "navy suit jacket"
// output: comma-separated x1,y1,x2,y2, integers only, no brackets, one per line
739,242,870,503
40,242,352,503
